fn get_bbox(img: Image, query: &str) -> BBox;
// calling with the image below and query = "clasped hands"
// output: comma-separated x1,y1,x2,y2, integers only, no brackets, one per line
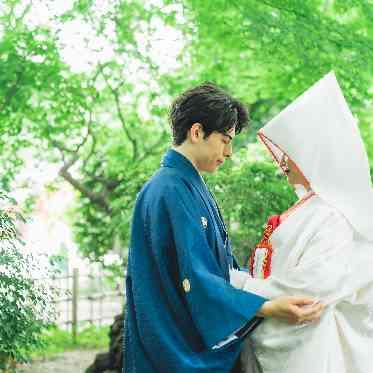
257,296,324,325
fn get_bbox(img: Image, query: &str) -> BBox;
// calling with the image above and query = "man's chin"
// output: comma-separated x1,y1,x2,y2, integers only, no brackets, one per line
210,165,221,173
201,165,219,174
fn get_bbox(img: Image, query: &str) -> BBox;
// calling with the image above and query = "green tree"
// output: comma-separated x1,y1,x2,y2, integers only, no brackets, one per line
170,0,372,153
0,193,56,370
0,0,177,265
0,0,372,267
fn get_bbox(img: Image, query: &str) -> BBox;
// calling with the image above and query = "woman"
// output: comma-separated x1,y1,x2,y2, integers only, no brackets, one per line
231,72,373,373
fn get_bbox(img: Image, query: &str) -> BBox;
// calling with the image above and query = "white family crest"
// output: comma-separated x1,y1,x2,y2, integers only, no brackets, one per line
201,216,208,229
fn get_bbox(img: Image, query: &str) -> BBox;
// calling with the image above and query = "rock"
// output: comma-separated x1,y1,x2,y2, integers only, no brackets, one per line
86,314,124,373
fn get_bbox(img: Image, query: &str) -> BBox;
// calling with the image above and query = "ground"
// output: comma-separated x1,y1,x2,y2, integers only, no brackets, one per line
19,349,106,373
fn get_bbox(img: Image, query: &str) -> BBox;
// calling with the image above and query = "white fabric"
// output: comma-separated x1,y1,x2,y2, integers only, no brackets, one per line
250,247,269,279
258,71,373,242
231,195,373,373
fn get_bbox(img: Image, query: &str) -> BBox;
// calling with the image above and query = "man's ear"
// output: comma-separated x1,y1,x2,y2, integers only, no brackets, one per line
189,122,204,144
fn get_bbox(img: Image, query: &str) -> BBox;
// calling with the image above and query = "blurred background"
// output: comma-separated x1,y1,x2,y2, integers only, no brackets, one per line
0,0,372,371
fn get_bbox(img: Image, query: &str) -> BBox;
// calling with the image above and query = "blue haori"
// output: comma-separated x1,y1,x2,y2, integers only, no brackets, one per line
124,149,266,373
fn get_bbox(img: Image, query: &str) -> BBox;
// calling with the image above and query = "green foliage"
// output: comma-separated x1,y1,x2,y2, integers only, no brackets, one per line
181,0,373,143
30,325,110,360
207,154,297,265
70,132,166,264
0,0,175,262
0,193,57,369
0,0,372,267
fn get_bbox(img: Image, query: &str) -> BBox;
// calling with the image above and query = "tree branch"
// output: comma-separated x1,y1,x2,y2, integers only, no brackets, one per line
57,153,111,212
0,69,23,113
112,88,139,160
97,63,139,160
52,117,111,212
50,110,93,157
59,164,111,212
138,130,168,163
81,132,97,173
81,171,122,192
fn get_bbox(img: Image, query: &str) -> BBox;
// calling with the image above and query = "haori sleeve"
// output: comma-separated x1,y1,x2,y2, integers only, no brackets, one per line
149,181,266,349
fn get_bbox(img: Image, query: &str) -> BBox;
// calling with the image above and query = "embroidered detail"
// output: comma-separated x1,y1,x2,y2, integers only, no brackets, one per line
249,190,315,279
182,278,191,293
249,216,280,279
201,216,208,229
249,227,274,279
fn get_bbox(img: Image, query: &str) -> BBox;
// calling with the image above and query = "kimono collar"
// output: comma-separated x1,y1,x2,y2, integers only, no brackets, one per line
161,149,204,186
162,148,233,278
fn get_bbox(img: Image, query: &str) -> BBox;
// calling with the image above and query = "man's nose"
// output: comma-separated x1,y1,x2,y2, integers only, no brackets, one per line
224,144,233,158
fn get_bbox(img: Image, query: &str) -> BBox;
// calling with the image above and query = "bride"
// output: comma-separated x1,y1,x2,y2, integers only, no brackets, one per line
231,72,373,373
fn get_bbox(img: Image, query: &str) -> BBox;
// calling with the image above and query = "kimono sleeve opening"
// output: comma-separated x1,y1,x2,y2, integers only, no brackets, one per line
162,182,266,349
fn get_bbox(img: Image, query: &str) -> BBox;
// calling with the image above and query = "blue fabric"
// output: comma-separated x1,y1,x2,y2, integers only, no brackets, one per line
124,149,266,373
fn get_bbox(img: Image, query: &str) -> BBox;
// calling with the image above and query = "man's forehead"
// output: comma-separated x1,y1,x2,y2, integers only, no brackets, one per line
224,127,236,139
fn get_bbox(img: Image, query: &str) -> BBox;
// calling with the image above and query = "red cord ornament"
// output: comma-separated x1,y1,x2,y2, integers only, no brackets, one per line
249,192,315,279
249,215,281,279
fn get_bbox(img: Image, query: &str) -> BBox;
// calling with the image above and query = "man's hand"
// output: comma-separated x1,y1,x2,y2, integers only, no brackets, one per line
257,296,324,325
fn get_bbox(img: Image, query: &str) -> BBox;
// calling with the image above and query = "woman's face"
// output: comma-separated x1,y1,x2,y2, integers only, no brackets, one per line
280,154,310,188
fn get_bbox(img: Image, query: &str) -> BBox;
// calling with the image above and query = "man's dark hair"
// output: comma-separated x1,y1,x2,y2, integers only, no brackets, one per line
169,82,249,145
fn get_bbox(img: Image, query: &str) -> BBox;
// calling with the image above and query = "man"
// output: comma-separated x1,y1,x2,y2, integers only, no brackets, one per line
123,83,323,373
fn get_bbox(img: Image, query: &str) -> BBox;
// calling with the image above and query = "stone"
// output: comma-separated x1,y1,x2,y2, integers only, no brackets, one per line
86,313,124,373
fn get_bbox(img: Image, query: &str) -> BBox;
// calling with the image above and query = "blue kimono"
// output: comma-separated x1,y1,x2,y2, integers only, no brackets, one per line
124,149,266,373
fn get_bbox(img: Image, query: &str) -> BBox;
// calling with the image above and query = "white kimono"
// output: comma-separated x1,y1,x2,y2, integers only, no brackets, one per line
231,195,373,373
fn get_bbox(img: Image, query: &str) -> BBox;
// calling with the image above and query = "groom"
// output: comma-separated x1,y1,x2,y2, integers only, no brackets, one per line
123,83,323,373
